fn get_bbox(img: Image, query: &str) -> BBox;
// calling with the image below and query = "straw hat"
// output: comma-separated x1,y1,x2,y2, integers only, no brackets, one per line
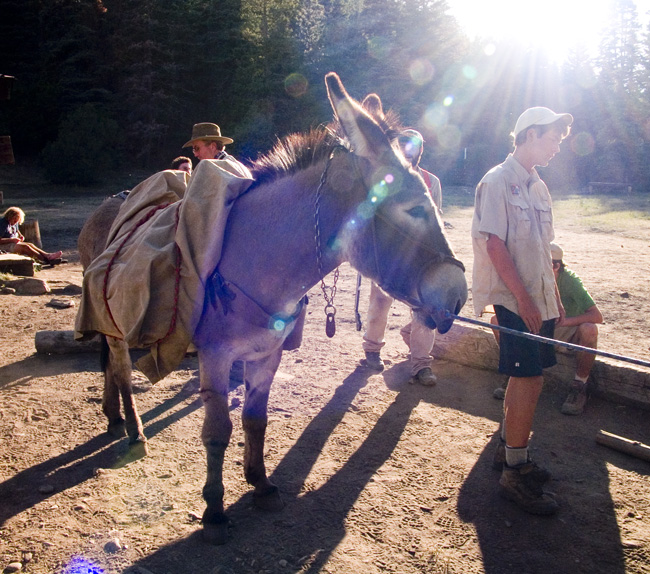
183,123,234,148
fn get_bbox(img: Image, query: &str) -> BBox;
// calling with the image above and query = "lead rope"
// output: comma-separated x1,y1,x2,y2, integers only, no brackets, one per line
314,148,342,338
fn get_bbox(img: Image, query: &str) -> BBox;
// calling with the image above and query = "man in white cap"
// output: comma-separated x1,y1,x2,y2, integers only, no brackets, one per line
361,129,442,387
471,106,573,515
491,241,603,416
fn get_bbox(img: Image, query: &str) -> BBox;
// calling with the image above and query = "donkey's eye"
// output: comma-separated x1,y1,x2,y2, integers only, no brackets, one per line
406,205,428,219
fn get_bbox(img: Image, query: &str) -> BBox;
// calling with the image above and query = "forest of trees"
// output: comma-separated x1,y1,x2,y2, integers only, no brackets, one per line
1,0,650,191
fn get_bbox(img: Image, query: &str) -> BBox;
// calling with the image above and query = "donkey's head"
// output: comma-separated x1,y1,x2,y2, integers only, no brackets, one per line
325,72,467,333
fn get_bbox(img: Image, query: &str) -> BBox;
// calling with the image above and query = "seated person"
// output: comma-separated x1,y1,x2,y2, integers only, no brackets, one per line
491,242,603,415
0,207,63,264
170,156,193,175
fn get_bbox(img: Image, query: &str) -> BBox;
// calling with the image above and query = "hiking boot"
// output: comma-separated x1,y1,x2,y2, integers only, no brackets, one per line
492,441,552,484
362,351,384,372
411,367,437,386
499,463,559,515
493,381,508,400
561,380,588,416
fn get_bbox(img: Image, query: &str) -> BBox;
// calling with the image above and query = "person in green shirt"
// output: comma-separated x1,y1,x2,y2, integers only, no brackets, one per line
550,242,603,415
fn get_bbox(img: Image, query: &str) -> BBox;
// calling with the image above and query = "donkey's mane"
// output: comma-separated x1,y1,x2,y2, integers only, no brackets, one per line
247,108,402,187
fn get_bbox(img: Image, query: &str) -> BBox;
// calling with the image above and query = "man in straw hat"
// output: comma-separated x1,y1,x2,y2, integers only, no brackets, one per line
471,106,573,515
183,122,239,163
183,122,250,385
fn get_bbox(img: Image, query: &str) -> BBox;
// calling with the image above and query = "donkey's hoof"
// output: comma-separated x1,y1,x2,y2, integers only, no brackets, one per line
203,523,229,545
107,419,126,438
253,485,284,511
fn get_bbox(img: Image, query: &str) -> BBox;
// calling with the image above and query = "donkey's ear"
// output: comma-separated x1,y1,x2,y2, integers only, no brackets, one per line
325,72,391,160
361,93,384,121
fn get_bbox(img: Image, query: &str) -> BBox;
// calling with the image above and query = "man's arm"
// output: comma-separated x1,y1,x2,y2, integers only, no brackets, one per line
557,305,603,328
485,233,543,334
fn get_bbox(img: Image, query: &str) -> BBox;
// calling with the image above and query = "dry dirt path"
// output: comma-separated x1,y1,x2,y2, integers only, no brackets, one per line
0,197,649,574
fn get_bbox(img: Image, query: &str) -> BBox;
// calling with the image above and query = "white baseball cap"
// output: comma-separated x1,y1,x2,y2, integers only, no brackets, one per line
514,107,573,138
550,242,564,261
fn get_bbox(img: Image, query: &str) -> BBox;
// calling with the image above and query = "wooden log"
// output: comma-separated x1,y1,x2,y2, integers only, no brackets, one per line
595,430,650,462
20,220,42,249
0,254,35,277
35,330,101,354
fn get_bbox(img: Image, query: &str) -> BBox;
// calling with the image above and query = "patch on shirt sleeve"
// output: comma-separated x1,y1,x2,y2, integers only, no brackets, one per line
510,185,521,195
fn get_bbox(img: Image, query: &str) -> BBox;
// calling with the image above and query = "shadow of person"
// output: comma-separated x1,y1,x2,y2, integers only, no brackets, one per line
123,358,640,574
130,364,425,573
454,370,645,574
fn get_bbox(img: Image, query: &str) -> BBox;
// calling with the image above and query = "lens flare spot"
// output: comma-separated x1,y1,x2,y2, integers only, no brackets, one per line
409,59,435,85
484,43,496,56
462,65,477,80
437,124,462,150
368,36,391,60
63,556,104,574
284,73,308,98
571,132,595,157
357,201,376,220
423,104,448,130
385,173,394,183
443,95,454,107
273,318,286,332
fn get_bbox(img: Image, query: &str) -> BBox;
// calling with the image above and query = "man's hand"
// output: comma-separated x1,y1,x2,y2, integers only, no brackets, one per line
486,234,542,332
516,292,543,334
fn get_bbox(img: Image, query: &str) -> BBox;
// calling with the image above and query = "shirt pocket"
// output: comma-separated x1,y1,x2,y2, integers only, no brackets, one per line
507,194,531,239
533,199,553,242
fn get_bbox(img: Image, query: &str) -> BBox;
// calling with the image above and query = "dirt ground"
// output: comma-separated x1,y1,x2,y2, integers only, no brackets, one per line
0,176,649,574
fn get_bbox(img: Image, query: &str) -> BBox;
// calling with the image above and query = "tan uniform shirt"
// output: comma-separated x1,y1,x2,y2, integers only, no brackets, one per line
471,154,558,320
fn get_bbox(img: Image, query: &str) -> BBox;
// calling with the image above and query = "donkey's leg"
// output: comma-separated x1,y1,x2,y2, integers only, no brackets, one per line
243,350,284,511
105,337,148,458
198,346,233,545
101,335,126,438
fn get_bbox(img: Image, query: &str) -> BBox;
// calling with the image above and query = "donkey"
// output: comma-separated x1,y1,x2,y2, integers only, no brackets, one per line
78,72,467,544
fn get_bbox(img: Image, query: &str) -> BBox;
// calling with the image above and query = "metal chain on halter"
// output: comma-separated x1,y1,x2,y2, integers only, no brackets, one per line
314,147,342,338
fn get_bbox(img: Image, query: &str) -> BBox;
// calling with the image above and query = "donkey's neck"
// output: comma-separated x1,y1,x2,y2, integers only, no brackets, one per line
218,156,356,314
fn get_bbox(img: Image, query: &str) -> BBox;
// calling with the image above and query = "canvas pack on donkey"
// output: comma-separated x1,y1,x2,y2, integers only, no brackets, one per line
75,158,269,383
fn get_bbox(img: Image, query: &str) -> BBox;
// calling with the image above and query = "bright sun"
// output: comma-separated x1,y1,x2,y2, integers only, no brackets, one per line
447,0,650,64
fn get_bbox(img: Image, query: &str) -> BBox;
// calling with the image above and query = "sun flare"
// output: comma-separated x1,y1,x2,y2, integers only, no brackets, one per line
447,0,650,63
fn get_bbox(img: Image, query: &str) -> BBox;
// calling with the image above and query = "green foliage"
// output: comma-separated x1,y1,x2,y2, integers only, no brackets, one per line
3,0,650,192
41,104,120,185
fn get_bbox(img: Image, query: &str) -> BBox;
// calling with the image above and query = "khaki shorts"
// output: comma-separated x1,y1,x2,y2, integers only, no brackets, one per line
554,325,578,354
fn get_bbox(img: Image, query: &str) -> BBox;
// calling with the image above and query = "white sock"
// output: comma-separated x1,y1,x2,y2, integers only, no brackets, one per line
574,374,588,384
505,446,528,467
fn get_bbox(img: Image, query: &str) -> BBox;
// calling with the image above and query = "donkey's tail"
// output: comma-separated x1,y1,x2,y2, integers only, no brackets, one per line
99,334,109,372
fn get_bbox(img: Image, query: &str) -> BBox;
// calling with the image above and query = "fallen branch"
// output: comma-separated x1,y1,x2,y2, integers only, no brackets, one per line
35,330,101,354
595,430,650,463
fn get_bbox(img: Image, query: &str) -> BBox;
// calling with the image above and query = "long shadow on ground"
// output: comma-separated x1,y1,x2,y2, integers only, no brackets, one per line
129,359,646,574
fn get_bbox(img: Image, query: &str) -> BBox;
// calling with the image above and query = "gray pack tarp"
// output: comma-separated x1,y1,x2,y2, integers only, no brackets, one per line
75,159,253,382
